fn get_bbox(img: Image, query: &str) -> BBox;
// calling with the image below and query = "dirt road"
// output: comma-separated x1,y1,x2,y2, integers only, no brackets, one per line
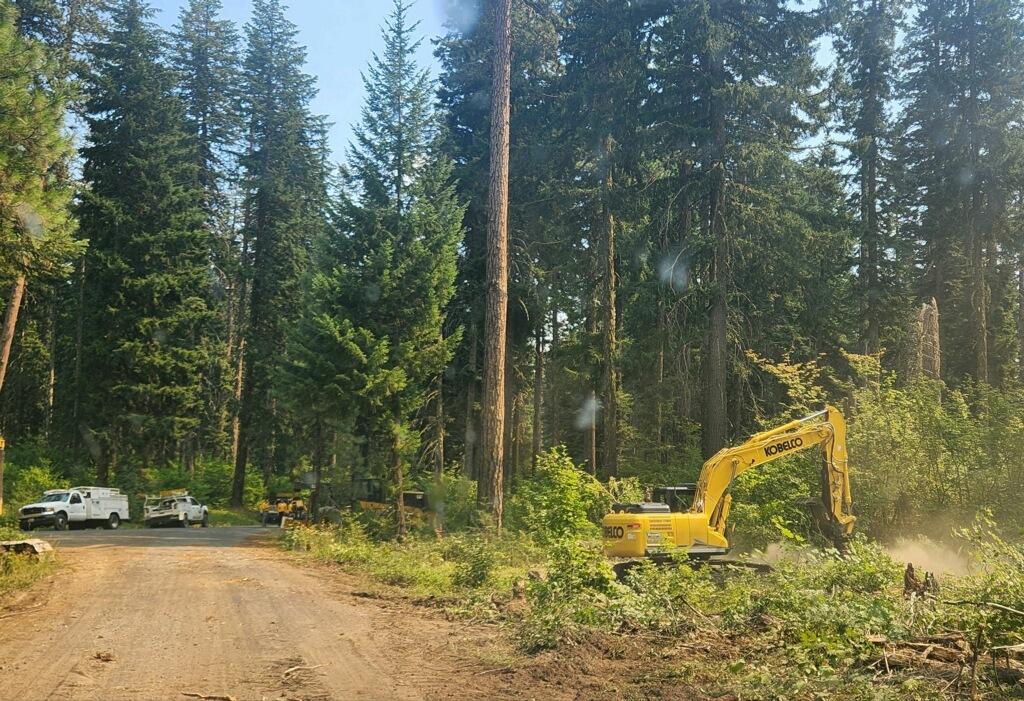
0,528,524,701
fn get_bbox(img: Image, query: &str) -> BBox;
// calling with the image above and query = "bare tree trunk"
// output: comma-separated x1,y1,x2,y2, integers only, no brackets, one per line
478,0,512,530
656,294,666,465
0,275,27,396
231,337,245,464
0,436,5,514
601,135,618,478
548,307,560,447
702,26,729,459
531,324,543,472
393,412,406,541
434,373,445,532
463,326,477,479
72,258,85,430
503,336,515,487
45,301,56,438
1018,264,1024,383
964,0,987,385
586,288,599,475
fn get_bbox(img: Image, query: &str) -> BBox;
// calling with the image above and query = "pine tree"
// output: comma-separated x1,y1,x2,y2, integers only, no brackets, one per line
231,0,327,504
0,1,79,399
479,0,512,525
76,0,214,478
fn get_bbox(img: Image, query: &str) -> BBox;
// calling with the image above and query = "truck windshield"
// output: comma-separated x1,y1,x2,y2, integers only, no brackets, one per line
40,493,69,503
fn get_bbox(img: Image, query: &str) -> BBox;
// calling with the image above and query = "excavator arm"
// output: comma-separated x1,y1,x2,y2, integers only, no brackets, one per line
691,404,856,543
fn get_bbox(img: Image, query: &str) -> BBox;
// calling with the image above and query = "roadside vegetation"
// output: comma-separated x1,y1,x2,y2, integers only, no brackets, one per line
0,525,54,602
286,494,1024,700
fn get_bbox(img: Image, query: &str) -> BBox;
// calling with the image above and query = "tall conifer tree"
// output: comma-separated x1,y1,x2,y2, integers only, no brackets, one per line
76,0,214,478
231,0,327,503
284,0,463,536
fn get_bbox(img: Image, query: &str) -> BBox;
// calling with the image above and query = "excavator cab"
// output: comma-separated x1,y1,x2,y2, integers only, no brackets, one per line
652,485,697,513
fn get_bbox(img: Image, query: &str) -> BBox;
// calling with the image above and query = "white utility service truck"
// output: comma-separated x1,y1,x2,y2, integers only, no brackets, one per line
143,491,209,528
18,486,130,531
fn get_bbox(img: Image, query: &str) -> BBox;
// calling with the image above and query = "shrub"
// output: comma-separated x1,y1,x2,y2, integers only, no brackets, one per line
424,474,478,532
507,447,607,541
444,535,498,589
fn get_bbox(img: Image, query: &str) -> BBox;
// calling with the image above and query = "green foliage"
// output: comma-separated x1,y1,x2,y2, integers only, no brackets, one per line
75,0,216,465
446,535,497,589
1,456,68,524
425,473,478,532
0,2,79,283
506,448,608,542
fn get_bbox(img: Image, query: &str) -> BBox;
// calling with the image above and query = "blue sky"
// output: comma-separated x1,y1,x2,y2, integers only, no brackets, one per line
149,0,457,160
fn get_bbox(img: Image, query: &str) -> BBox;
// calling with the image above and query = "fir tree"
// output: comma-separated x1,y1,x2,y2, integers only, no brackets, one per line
76,0,214,478
232,0,328,503
171,0,241,213
285,0,463,536
171,0,243,462
832,0,906,355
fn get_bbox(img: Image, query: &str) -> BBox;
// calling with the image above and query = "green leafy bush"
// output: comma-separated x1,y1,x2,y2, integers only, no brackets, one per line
444,534,498,588
424,474,478,532
506,447,607,541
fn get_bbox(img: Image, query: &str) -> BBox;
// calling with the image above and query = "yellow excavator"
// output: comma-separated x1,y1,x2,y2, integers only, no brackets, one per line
603,405,856,561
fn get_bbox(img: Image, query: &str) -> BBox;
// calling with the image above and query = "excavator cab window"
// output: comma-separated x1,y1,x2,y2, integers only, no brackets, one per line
652,485,697,513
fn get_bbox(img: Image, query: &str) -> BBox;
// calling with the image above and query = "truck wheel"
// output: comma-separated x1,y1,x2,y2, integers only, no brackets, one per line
201,513,209,528
54,512,69,531
261,514,268,527
19,522,32,532
181,516,190,528
106,513,121,530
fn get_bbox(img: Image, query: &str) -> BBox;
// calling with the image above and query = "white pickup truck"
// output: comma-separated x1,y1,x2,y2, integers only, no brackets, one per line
143,493,209,528
19,486,130,531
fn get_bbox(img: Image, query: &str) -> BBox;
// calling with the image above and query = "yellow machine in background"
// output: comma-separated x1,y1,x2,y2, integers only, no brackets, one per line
352,478,427,519
603,405,856,560
260,492,308,527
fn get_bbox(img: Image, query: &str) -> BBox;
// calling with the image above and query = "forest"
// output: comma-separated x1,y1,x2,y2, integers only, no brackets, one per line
2,0,1024,697
3,0,1024,540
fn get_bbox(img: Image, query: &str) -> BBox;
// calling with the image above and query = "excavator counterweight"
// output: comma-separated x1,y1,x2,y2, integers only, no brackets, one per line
603,405,856,560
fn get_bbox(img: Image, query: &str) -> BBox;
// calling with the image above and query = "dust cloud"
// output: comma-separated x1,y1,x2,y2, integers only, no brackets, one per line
885,537,971,576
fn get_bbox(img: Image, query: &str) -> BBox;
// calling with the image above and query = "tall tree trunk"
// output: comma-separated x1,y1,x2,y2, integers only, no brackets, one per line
548,307,560,448
1018,263,1024,383
479,0,512,530
702,27,729,459
601,134,618,478
965,0,988,384
586,287,599,475
393,411,406,541
503,336,515,487
231,351,253,507
45,300,56,438
231,337,245,464
434,373,445,532
72,258,85,431
0,275,27,397
463,325,477,479
531,324,543,472
862,138,881,355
